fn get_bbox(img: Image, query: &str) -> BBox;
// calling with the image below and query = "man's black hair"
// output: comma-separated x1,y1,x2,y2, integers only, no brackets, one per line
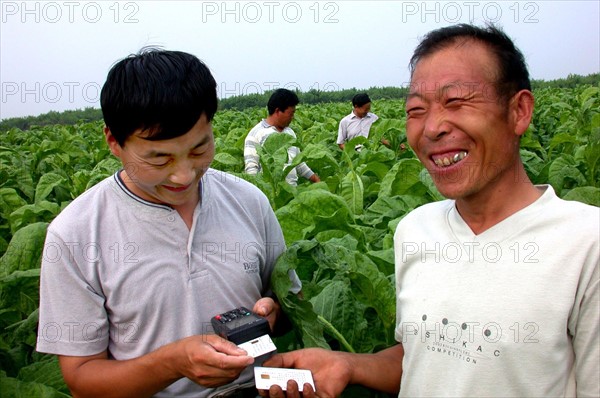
267,88,299,115
409,23,531,101
100,47,218,146
352,93,371,107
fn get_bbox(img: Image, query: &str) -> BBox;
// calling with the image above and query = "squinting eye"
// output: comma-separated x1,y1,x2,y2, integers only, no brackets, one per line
446,97,463,105
406,108,425,117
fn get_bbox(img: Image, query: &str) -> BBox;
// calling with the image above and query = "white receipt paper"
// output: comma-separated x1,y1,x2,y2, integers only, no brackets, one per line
254,366,316,391
237,334,277,358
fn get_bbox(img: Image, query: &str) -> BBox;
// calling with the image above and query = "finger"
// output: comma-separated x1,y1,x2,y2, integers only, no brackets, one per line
269,351,304,368
262,353,285,368
302,382,316,398
253,297,274,316
286,379,301,398
196,340,253,370
205,335,250,357
268,385,285,398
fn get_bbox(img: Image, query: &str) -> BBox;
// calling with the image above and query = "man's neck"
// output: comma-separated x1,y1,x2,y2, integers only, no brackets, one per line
455,166,542,235
265,115,284,131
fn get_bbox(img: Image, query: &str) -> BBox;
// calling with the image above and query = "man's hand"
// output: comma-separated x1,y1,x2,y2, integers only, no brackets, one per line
171,334,254,388
256,344,404,398
253,297,280,332
261,379,317,398
258,348,352,398
58,334,254,397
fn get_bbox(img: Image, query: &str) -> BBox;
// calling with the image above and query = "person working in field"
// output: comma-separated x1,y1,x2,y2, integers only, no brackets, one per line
336,93,389,151
244,88,320,185
36,48,301,398
259,23,600,398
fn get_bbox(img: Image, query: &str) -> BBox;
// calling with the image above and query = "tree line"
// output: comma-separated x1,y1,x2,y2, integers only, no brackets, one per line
1,73,598,132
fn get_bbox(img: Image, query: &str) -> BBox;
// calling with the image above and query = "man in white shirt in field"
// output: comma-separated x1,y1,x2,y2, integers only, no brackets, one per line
336,93,389,151
244,89,320,185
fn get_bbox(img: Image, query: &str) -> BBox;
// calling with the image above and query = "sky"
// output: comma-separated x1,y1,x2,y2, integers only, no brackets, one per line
1,0,599,120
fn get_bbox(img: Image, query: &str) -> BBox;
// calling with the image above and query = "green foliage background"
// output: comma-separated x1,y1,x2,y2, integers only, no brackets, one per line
0,84,598,397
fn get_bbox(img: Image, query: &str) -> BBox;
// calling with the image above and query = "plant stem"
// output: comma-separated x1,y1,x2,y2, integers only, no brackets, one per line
316,314,355,353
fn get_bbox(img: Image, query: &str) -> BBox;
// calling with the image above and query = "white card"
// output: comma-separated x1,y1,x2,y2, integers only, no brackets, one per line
237,334,277,358
254,366,316,391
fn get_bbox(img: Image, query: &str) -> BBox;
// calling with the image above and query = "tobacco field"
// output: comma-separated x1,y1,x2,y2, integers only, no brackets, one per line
0,85,598,396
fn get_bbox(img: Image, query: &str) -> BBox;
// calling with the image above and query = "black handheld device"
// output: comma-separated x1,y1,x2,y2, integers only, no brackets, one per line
211,307,271,345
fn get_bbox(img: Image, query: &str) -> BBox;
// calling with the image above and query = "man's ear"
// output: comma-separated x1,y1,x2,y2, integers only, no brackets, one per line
104,127,122,158
511,90,535,137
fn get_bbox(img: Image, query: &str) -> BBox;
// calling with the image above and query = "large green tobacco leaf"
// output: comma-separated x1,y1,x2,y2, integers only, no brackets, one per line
0,188,27,212
275,189,361,245
340,170,364,216
0,269,41,321
271,240,329,349
520,149,547,183
379,159,428,198
0,222,48,277
562,186,600,206
581,141,599,186
258,132,296,183
9,203,59,235
310,280,367,352
0,146,35,202
547,155,588,195
0,370,70,398
16,356,70,394
296,143,339,179
272,236,396,353
212,152,243,169
34,173,67,204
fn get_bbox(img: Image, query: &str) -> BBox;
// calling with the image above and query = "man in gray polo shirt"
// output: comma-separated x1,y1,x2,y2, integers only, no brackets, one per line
36,49,300,398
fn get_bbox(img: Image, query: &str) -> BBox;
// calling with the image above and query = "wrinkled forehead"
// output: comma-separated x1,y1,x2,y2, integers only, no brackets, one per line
409,42,499,94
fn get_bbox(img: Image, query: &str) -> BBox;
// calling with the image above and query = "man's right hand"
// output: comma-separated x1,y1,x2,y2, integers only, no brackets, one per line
58,334,254,398
171,334,255,388
259,348,353,398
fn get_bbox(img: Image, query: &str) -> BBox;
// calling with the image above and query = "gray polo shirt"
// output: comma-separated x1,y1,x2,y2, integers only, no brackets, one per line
37,169,295,396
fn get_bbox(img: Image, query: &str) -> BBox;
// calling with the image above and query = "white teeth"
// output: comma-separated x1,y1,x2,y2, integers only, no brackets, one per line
435,151,467,168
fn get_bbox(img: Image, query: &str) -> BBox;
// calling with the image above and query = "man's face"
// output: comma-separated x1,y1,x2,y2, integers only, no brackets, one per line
405,40,523,201
278,106,296,128
105,114,215,210
353,102,371,118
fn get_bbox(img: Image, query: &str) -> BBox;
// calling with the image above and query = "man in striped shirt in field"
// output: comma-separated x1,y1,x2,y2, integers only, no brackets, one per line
244,89,320,185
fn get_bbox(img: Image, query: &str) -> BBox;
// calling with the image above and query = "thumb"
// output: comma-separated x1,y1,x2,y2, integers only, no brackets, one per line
206,335,249,357
262,352,286,368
